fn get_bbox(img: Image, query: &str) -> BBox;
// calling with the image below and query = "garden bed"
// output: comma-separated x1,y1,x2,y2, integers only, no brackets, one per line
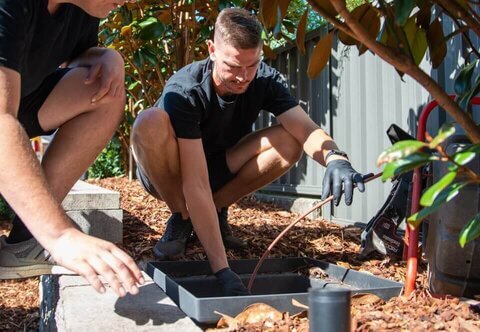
1,176,479,331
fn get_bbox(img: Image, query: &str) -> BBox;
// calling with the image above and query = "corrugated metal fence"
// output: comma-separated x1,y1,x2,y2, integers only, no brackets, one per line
259,16,480,225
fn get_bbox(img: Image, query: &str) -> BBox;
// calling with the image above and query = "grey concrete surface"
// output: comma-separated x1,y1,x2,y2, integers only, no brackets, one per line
40,273,202,332
62,181,123,243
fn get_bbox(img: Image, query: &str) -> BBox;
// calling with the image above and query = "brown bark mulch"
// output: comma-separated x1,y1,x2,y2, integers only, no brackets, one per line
1,176,479,331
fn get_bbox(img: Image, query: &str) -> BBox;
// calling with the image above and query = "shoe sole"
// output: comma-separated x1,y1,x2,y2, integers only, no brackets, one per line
0,264,55,279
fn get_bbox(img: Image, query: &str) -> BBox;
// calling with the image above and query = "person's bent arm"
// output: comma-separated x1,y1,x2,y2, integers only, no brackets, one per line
277,106,365,205
0,67,143,296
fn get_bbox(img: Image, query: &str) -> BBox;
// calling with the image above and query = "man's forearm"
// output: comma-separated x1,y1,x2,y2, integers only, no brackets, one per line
303,128,341,166
0,113,74,249
183,185,228,272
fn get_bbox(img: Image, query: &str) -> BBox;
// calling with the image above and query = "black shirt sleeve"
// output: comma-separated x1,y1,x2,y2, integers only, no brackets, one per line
261,66,298,116
0,0,27,72
159,84,202,139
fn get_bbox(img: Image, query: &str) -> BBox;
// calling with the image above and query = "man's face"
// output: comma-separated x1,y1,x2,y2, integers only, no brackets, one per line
208,38,262,96
74,0,129,18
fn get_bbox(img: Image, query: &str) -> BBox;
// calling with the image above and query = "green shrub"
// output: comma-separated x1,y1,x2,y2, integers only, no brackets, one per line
88,136,125,179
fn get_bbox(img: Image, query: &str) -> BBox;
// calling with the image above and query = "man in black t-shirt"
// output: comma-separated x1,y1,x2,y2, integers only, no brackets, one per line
132,8,365,295
0,0,143,297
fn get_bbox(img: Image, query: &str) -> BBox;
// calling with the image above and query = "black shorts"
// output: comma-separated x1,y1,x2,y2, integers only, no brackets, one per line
136,151,235,198
18,68,72,138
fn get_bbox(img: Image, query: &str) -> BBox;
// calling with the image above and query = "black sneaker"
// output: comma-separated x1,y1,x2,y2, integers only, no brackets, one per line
154,213,193,260
218,207,247,250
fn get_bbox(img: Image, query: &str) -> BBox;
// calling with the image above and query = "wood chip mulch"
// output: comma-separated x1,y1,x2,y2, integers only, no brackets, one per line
1,176,479,331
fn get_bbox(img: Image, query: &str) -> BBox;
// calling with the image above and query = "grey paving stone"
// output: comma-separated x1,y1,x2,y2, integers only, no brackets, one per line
40,273,202,332
62,181,120,211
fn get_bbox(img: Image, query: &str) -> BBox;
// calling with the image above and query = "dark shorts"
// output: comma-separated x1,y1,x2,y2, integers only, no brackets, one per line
136,151,235,198
18,68,72,138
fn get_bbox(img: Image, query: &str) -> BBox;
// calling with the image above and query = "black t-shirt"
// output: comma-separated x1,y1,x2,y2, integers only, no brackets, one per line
158,58,298,156
0,0,99,98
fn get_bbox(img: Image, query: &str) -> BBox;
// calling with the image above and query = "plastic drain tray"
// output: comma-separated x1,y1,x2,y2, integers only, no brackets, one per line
146,257,402,324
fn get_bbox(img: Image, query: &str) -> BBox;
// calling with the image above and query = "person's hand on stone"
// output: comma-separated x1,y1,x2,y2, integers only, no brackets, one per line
49,228,144,297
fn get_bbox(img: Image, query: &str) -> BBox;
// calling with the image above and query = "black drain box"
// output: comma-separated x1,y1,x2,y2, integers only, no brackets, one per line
146,257,402,323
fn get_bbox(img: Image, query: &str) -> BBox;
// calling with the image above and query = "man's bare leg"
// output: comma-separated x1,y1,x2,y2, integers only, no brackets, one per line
131,108,187,217
213,124,303,209
7,65,125,243
38,67,125,202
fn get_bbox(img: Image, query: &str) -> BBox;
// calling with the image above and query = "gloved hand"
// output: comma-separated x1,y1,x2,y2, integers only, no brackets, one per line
321,160,365,206
214,267,250,296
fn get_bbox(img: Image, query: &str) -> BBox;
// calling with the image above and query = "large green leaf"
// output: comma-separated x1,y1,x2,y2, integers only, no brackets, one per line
137,17,165,40
381,152,433,181
454,60,477,96
426,18,447,69
307,32,333,79
457,71,480,112
459,213,480,247
394,0,415,26
453,144,480,165
420,171,457,207
408,182,467,228
428,123,455,149
403,17,428,65
377,140,426,165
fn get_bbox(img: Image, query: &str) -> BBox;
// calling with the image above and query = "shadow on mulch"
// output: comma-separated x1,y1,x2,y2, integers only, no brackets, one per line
0,306,38,331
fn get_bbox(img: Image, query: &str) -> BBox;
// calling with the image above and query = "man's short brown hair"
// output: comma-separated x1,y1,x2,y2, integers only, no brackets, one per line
214,8,263,49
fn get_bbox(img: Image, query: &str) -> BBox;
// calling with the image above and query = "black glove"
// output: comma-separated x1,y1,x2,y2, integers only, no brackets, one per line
214,267,250,296
321,160,365,206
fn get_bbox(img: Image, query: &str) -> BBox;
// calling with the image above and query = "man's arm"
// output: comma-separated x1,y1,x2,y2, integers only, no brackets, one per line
0,67,143,296
277,106,365,205
177,138,229,272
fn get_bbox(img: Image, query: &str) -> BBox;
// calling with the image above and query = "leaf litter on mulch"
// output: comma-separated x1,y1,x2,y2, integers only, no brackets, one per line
1,176,479,331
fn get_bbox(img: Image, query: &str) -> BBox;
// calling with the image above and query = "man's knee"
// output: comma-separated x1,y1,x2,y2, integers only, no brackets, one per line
132,108,172,145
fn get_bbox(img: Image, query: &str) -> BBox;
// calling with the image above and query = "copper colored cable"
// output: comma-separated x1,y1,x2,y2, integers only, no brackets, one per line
247,172,382,292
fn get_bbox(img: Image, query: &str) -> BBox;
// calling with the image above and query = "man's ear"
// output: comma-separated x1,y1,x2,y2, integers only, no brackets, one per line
207,40,216,61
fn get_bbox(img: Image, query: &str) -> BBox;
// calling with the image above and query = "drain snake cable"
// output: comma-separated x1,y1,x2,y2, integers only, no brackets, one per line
247,172,383,291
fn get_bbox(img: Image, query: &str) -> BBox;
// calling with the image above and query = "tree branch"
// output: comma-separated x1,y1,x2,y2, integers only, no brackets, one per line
329,0,480,143
436,0,480,37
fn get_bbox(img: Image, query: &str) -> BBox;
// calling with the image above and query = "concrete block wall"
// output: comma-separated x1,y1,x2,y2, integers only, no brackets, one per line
62,181,123,243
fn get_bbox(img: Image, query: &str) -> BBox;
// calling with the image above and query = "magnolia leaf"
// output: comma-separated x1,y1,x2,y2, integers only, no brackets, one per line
310,0,337,18
307,32,333,79
379,23,398,49
263,44,277,60
453,144,480,165
377,140,426,166
408,182,467,228
403,17,428,65
381,152,432,181
137,18,165,40
459,213,480,248
394,0,415,26
133,49,145,68
273,0,292,38
427,18,447,69
416,3,432,30
428,123,455,149
457,72,480,112
296,9,309,55
420,171,457,207
454,60,477,96
355,4,380,54
261,0,279,30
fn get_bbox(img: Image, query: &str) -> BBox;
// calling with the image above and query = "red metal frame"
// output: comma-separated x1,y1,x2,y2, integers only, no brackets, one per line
403,95,480,296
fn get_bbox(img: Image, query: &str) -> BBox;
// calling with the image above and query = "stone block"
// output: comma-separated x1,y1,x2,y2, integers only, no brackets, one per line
62,181,123,243
39,273,201,332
